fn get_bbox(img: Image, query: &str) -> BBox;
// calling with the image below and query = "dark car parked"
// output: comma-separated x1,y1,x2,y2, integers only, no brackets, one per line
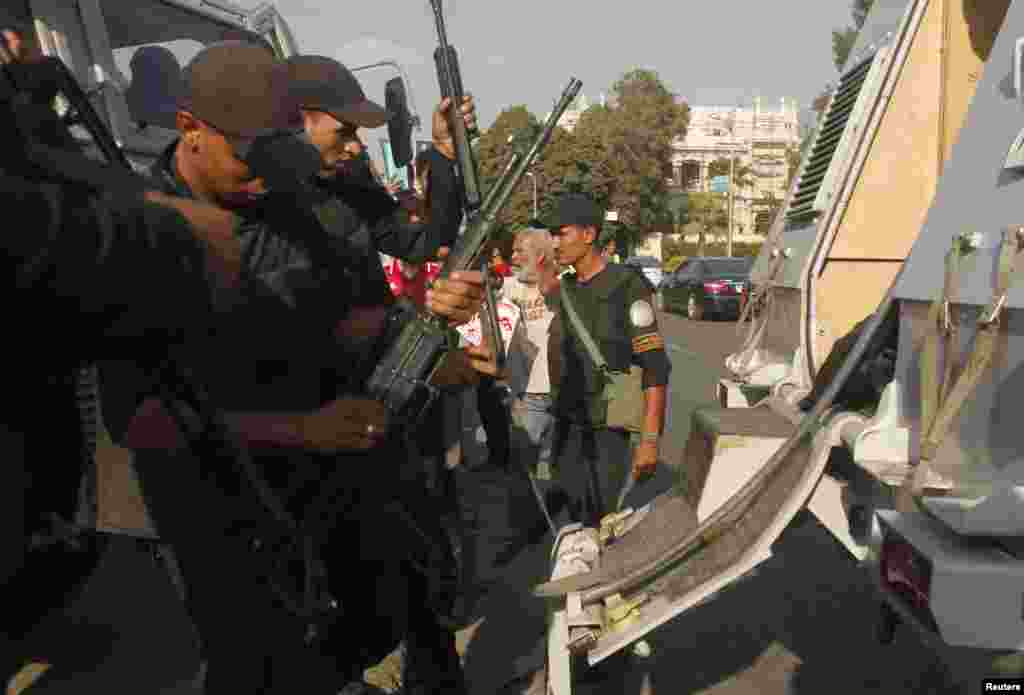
661,256,753,320
623,255,663,289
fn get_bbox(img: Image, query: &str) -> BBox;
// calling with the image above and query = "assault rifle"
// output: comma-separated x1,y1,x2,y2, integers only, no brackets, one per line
0,39,339,646
366,76,582,422
430,0,481,212
429,0,504,374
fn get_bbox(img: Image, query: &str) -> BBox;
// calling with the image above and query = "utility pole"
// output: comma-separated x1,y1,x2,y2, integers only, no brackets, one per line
725,102,744,258
526,171,538,219
727,151,735,257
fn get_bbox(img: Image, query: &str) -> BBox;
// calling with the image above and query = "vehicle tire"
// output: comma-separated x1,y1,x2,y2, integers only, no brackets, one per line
686,295,703,321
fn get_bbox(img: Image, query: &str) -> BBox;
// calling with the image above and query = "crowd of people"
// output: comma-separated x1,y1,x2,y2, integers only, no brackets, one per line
0,16,670,694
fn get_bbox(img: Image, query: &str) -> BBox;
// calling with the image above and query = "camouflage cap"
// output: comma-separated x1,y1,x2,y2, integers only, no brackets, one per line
285,55,388,129
179,41,299,157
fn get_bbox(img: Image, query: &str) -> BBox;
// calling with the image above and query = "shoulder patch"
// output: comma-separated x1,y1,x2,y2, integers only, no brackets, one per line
630,300,655,328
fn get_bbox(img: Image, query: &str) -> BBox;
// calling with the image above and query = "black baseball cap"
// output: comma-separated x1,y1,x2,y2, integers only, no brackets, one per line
285,55,388,128
546,193,604,230
179,41,299,158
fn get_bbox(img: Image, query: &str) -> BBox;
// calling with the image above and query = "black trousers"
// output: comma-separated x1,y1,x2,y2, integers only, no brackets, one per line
133,446,338,694
135,440,465,694
476,377,511,470
552,424,631,527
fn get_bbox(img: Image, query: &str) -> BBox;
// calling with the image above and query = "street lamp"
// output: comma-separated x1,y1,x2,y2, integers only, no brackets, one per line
526,171,538,219
725,107,738,257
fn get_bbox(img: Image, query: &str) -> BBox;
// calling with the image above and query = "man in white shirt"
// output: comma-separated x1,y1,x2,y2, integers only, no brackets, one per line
505,225,560,480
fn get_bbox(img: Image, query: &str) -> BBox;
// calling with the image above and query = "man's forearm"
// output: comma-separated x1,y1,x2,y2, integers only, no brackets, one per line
125,397,306,450
222,411,305,447
641,384,667,436
374,148,462,262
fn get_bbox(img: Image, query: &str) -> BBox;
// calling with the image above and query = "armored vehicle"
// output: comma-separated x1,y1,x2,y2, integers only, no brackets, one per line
539,1,1019,691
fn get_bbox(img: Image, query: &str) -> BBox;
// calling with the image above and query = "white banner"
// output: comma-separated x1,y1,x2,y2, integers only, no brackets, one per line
455,300,520,352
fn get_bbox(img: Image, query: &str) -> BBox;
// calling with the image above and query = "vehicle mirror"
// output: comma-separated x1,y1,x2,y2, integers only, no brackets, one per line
386,76,413,168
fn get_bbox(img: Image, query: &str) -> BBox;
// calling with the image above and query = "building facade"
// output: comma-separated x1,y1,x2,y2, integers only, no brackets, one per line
671,97,801,237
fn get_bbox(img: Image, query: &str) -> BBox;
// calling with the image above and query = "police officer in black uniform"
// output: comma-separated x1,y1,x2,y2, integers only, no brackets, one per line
0,19,284,686
96,42,487,694
283,54,485,694
548,193,671,526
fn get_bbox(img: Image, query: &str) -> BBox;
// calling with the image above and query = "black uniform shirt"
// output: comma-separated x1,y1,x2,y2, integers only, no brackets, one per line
555,264,671,426
0,173,233,596
100,142,364,437
316,146,463,307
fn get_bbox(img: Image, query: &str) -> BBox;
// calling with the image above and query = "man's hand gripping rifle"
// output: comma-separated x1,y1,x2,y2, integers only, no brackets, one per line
0,37,338,646
366,77,582,424
431,0,501,377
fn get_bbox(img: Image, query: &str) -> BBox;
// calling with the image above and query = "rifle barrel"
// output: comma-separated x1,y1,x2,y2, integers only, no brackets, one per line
438,77,581,277
481,78,581,222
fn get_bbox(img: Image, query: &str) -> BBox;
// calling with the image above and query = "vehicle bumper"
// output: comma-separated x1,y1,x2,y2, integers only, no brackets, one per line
704,295,742,316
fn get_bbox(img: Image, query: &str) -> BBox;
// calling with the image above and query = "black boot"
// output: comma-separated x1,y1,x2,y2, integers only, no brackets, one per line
400,631,467,695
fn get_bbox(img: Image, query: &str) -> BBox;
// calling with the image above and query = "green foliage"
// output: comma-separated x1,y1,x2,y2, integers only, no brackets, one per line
832,0,876,72
663,255,687,273
707,156,754,192
681,191,728,256
852,0,875,29
475,68,690,250
666,190,689,227
832,26,859,72
474,105,543,238
667,241,763,260
753,192,784,235
785,144,802,190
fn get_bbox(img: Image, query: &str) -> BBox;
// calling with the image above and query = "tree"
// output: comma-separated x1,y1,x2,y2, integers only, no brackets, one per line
583,69,690,248
665,190,689,236
686,191,728,256
474,69,689,249
473,105,542,232
753,192,783,235
832,27,859,73
832,0,875,71
785,144,802,190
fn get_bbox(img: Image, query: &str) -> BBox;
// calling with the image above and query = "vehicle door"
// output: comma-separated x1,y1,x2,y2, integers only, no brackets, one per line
662,261,690,312
43,0,294,171
688,260,708,314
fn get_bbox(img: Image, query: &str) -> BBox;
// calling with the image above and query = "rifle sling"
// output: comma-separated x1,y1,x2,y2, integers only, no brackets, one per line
560,281,609,371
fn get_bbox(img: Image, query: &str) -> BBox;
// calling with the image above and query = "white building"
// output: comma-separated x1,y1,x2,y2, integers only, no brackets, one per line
671,97,801,236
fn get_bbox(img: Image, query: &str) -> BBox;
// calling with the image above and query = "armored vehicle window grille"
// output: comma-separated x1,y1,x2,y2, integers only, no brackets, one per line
785,53,875,224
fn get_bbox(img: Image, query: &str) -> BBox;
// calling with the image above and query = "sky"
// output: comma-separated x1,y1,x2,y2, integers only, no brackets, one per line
257,0,856,138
